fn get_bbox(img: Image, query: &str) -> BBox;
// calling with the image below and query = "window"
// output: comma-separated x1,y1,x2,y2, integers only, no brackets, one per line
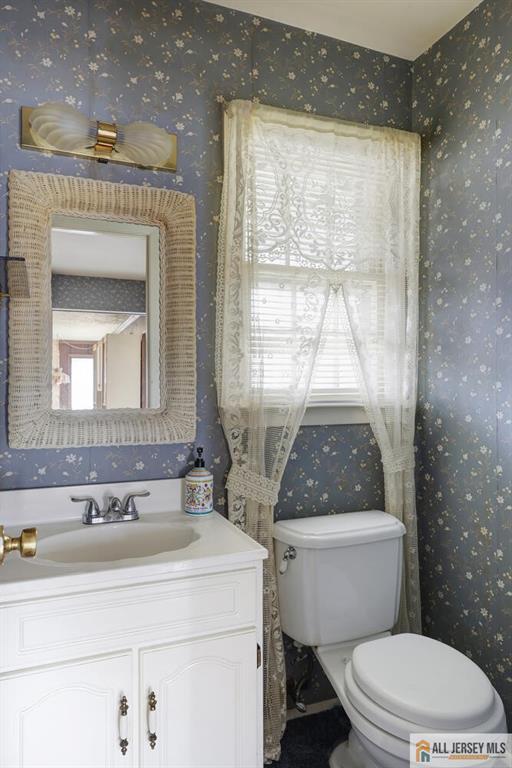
70,357,95,410
218,102,418,433
244,118,392,425
308,293,360,406
250,274,369,423
251,272,385,423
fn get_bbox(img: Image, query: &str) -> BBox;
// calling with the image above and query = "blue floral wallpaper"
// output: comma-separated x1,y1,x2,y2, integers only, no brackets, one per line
0,0,411,708
413,0,511,723
0,0,509,725
0,1,411,506
1,0,509,722
52,275,146,313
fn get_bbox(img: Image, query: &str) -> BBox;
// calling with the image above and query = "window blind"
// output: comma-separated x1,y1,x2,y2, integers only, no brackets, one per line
249,267,385,407
309,291,361,405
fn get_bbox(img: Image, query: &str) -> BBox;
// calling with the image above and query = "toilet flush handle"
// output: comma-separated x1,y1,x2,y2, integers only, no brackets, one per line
279,546,297,574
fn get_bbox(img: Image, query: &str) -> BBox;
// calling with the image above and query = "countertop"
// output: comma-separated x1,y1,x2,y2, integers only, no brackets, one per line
0,509,267,604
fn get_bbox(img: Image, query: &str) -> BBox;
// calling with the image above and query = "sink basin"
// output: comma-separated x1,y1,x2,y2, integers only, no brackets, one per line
37,522,199,565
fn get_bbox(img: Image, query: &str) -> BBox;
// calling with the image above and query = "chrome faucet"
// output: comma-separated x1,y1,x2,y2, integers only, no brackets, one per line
71,490,150,525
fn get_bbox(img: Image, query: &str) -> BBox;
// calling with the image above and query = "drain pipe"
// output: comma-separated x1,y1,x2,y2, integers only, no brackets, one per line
287,646,315,713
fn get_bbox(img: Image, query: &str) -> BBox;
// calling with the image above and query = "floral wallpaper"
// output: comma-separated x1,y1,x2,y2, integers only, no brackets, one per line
0,0,508,726
0,0,411,708
413,0,511,723
52,275,146,312
1,0,509,724
0,0,411,508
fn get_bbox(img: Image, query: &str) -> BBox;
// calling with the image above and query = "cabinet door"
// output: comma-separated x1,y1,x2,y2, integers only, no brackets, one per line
0,653,133,768
140,631,259,768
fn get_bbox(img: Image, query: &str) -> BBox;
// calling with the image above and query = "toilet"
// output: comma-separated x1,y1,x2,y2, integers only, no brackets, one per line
274,511,507,768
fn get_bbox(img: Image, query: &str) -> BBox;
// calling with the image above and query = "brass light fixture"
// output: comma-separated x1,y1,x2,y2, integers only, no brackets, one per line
21,102,177,172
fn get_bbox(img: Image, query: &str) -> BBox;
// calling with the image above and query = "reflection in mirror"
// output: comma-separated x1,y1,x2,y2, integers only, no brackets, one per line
50,215,160,411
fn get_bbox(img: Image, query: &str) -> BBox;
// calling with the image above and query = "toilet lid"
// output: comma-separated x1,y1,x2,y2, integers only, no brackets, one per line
351,634,496,730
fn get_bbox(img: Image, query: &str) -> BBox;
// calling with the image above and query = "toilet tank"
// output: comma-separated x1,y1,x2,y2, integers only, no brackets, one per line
274,511,405,647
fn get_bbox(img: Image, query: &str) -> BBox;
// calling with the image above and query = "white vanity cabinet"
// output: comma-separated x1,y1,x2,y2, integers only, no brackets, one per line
0,484,266,768
0,563,264,768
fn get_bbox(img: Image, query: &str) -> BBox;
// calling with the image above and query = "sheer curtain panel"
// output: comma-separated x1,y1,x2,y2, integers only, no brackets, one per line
216,100,421,761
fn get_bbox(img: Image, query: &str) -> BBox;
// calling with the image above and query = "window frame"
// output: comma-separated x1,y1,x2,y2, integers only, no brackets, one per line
302,403,369,426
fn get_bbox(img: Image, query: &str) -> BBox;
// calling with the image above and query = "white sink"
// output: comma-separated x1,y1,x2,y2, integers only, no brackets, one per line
37,522,199,565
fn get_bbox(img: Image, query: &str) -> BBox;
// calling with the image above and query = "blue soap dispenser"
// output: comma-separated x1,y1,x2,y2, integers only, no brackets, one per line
184,447,214,515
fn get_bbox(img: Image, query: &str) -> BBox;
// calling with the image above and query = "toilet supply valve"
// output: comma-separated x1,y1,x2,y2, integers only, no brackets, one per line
0,525,37,566
279,546,297,574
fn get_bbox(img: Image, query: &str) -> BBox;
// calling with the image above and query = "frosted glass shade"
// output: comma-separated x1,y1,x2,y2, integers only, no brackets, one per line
116,122,174,166
29,103,95,152
29,102,174,167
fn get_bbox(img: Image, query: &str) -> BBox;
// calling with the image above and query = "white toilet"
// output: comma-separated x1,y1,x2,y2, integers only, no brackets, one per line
274,511,507,768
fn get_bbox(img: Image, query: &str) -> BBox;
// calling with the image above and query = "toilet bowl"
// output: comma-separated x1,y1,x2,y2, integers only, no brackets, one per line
317,633,506,768
274,512,508,768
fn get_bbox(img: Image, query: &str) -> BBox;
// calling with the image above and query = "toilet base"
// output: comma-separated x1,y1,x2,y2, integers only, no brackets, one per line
329,729,408,768
329,730,376,768
329,741,359,768
329,739,364,768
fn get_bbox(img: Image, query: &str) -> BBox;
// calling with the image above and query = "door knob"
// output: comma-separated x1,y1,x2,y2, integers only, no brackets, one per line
0,525,37,565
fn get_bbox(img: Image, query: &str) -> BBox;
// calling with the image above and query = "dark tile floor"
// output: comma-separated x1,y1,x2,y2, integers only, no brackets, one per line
272,707,351,768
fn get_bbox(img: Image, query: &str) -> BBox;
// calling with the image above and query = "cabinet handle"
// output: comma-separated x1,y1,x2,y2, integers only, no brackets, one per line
147,690,157,750
119,695,129,756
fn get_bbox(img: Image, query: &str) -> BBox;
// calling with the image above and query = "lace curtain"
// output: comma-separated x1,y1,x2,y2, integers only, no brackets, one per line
216,100,421,761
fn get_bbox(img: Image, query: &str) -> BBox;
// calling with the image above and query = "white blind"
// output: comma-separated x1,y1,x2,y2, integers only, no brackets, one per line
249,266,387,406
309,291,360,405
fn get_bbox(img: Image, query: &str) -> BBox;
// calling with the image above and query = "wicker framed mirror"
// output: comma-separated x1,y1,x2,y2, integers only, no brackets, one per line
8,170,196,448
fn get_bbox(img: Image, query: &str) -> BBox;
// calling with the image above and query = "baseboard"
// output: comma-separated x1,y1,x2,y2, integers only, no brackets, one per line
286,697,339,721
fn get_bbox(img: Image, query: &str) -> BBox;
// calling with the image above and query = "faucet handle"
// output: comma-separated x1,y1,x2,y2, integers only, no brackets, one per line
123,490,150,517
71,496,101,524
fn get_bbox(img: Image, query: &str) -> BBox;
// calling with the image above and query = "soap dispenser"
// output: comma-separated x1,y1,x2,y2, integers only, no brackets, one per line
184,447,213,515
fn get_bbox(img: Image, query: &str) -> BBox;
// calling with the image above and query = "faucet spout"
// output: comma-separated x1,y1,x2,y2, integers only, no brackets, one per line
107,496,123,519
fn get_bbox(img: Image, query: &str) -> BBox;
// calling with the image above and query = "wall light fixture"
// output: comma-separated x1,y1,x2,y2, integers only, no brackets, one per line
21,103,177,172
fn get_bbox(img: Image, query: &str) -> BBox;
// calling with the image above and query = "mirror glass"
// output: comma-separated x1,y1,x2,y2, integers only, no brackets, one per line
50,215,160,411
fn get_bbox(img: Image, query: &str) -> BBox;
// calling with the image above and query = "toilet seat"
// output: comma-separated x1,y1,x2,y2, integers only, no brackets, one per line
350,633,496,730
345,662,506,742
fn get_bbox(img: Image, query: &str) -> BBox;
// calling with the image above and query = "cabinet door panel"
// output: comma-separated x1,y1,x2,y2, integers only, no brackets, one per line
141,631,258,768
0,654,133,768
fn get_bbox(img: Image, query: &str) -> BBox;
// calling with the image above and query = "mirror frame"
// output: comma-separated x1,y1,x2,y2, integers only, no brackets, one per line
8,170,196,448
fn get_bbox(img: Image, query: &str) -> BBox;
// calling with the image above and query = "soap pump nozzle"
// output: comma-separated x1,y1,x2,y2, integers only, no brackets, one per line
195,446,205,468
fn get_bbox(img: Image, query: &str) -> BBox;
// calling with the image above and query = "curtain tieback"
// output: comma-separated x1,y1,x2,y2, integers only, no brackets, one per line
226,465,280,507
382,448,415,474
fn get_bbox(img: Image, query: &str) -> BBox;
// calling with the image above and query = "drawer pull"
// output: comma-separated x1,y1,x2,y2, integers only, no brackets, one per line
148,690,157,750
119,695,129,756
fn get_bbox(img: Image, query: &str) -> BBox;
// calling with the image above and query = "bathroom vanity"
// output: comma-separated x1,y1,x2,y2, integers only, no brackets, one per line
0,480,266,768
